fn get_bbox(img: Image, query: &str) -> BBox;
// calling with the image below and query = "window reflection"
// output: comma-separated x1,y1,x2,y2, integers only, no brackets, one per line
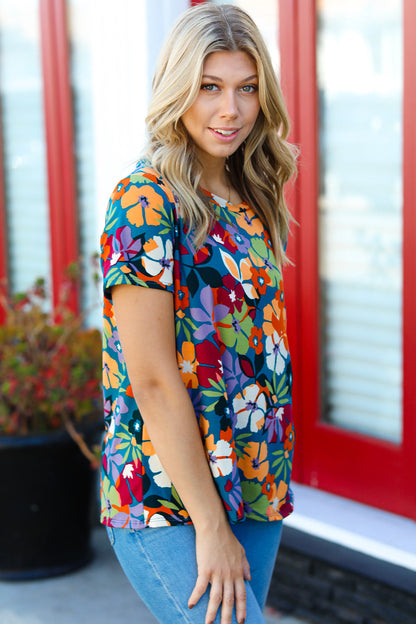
0,0,50,294
318,0,403,442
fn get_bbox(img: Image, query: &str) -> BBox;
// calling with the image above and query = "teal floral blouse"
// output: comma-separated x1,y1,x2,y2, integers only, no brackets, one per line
100,161,295,529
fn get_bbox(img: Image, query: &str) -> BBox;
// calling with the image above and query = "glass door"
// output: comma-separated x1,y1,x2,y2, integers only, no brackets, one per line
279,0,416,519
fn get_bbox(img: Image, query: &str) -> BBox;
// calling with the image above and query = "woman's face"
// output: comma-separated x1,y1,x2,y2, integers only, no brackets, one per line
181,50,261,169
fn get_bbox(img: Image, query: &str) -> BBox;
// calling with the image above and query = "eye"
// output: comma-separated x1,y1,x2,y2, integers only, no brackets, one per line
240,84,258,93
201,83,219,92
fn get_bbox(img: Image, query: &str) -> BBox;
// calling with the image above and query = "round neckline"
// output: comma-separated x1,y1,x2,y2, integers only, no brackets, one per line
200,186,248,209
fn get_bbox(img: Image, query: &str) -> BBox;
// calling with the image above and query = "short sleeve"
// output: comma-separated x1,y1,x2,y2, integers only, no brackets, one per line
100,169,176,298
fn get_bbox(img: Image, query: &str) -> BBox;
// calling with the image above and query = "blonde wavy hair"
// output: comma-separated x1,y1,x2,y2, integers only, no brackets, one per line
145,2,297,265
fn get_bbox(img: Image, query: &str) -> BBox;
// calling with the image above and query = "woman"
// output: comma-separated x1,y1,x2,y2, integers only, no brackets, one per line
100,3,297,624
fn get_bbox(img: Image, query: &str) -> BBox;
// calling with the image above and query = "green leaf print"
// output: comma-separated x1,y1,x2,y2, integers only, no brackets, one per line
102,476,121,509
203,378,227,413
241,480,262,503
271,449,292,479
253,493,270,518
130,173,157,186
219,308,253,354
234,432,252,459
158,499,181,511
249,238,281,286
241,482,269,518
171,485,183,507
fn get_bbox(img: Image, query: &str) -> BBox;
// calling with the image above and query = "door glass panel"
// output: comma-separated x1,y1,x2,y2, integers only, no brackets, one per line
317,0,403,442
0,0,50,293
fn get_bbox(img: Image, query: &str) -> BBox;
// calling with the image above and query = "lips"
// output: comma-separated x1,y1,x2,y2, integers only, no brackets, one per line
209,127,240,140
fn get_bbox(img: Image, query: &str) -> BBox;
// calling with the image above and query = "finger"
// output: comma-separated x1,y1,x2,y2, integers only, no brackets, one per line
205,580,223,624
234,578,247,624
243,555,251,581
188,574,209,609
220,580,235,624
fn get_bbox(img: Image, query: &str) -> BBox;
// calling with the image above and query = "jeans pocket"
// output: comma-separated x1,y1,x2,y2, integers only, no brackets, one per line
106,525,115,546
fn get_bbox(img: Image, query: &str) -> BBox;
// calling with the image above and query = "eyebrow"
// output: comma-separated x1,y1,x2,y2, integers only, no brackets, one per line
201,74,258,82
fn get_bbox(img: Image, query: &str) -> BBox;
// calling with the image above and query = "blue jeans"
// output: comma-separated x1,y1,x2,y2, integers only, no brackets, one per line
107,519,282,624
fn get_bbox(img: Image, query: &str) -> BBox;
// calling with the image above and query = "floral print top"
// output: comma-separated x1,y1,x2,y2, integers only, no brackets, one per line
100,161,295,529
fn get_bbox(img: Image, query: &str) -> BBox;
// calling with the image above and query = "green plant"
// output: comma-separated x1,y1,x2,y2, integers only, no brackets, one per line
0,261,102,466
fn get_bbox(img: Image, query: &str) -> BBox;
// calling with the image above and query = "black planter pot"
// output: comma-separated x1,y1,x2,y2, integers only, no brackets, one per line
0,425,101,580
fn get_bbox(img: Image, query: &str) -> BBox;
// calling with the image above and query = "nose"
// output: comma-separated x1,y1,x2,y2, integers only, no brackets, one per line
220,89,238,118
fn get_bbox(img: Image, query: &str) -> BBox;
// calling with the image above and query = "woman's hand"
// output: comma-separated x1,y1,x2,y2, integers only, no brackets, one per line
188,520,251,624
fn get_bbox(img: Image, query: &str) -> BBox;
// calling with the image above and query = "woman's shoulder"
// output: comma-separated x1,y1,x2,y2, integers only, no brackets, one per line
109,159,176,206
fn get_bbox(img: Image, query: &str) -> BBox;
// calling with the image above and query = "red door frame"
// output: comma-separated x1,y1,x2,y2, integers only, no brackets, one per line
279,0,416,519
40,0,79,310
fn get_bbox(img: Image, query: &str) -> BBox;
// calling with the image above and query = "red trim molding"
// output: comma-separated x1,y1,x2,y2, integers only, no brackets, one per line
279,0,302,482
402,0,416,515
40,0,79,310
279,0,320,484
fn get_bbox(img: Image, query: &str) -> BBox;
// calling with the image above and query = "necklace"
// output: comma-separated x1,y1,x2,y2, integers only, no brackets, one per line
225,172,231,204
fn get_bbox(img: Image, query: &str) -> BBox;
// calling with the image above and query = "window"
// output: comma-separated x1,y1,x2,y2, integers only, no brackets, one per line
317,0,403,443
0,0,50,294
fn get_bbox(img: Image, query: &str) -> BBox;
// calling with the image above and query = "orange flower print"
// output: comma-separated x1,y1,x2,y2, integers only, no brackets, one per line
177,342,199,389
263,294,285,337
111,176,130,201
276,282,286,316
261,473,276,501
103,351,121,389
249,326,263,355
238,441,269,481
283,423,295,452
106,293,116,316
234,207,264,238
266,479,288,520
175,278,190,310
123,185,164,227
141,424,155,457
250,266,271,295
100,231,111,261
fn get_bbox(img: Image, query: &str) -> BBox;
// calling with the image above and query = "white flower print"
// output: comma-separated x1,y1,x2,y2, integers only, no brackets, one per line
148,454,171,488
233,384,267,432
143,510,169,527
265,331,287,374
142,236,173,286
122,463,134,479
212,233,224,245
209,439,233,478
110,251,121,266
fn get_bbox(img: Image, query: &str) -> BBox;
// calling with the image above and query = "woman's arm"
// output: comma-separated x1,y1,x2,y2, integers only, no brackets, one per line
112,284,250,624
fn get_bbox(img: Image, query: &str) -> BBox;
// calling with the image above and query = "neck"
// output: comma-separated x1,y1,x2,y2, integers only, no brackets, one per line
199,162,227,190
198,157,229,198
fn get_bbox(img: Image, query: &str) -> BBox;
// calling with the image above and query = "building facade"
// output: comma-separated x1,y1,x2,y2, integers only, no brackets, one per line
0,0,415,604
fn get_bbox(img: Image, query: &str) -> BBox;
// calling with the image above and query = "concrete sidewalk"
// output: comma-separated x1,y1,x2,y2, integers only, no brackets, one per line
0,526,308,624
